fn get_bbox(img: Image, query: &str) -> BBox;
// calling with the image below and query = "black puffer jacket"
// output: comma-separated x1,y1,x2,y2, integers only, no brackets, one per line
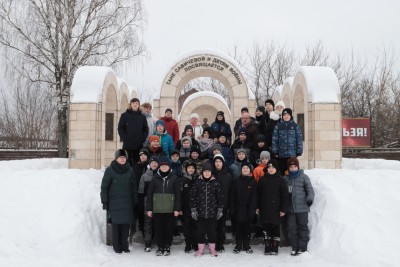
258,171,289,225
231,175,258,222
190,175,223,219
118,109,149,150
181,173,198,216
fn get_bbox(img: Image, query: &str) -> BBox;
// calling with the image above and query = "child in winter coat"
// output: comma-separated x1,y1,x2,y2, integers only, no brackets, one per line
100,149,138,254
212,153,233,252
231,162,258,254
253,151,270,183
181,161,199,253
179,136,192,164
170,149,183,179
130,148,150,243
146,156,181,256
190,162,224,257
271,108,303,175
284,157,315,256
153,120,175,158
258,159,289,256
229,148,254,181
250,134,269,167
197,127,215,159
138,156,159,252
144,135,166,158
183,146,206,175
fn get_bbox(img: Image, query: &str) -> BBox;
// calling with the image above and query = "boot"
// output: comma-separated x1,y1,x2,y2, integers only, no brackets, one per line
195,244,205,257
209,243,218,257
243,239,253,254
264,239,272,255
271,240,280,255
233,239,242,254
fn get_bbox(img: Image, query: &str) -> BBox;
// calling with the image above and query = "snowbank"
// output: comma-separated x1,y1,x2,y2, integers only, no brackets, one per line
0,158,398,267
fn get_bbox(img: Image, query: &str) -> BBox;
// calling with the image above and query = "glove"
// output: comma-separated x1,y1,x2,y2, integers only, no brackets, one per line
216,208,223,220
307,200,313,207
102,202,109,210
191,208,198,221
296,153,302,157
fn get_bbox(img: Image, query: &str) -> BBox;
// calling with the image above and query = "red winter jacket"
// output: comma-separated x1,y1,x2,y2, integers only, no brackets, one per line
161,116,180,145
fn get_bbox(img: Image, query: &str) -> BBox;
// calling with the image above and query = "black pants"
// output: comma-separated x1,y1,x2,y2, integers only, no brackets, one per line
277,157,290,176
144,214,154,243
216,210,227,248
183,214,197,248
235,221,251,250
153,213,174,248
127,149,141,166
112,224,130,252
262,222,280,241
287,212,309,251
197,218,217,243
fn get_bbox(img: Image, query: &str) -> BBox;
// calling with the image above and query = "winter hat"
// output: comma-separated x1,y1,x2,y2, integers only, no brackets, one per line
171,149,180,156
189,113,200,120
275,100,286,109
259,151,271,160
165,108,173,114
185,160,197,172
149,135,160,143
287,157,300,168
256,106,266,114
217,132,227,139
114,149,128,160
190,146,201,155
266,159,279,170
236,148,247,157
201,162,213,172
238,127,248,136
265,99,275,108
202,127,212,138
130,97,140,104
241,161,252,170
149,156,159,164
282,108,293,120
181,136,192,145
241,107,249,113
210,144,223,153
184,125,194,134
156,120,165,127
213,153,225,163
256,134,266,143
217,111,224,116
139,148,150,158
158,156,171,167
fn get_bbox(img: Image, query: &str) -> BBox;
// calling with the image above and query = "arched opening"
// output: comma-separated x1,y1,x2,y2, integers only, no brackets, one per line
104,85,118,165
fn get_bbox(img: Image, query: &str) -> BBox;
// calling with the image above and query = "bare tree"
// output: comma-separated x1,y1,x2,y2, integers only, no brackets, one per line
0,0,146,156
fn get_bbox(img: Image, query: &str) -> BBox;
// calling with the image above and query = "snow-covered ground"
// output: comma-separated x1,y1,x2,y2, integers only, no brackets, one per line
0,158,399,267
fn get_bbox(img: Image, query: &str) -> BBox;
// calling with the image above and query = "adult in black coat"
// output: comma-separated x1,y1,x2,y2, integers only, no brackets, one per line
118,98,149,165
258,159,289,255
212,153,233,252
100,149,138,253
231,162,257,253
210,111,233,145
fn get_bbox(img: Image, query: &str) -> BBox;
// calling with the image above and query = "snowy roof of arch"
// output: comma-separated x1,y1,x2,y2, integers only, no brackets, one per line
70,66,116,103
162,48,254,100
298,66,340,103
178,91,231,121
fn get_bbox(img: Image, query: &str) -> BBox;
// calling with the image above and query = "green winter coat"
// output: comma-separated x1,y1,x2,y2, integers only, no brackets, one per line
100,161,138,224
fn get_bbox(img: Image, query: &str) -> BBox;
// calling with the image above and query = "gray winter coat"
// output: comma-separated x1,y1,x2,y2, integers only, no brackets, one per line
284,170,315,213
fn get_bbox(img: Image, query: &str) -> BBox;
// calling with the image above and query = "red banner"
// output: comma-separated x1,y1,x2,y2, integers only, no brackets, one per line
342,118,371,147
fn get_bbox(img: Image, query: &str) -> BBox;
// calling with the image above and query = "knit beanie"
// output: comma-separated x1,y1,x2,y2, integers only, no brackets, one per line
210,144,223,153
149,135,159,143
149,156,159,164
213,153,225,163
236,148,247,157
241,161,252,170
201,162,213,172
114,149,128,160
282,108,293,120
275,100,286,109
256,134,266,143
181,136,192,145
259,151,271,160
158,156,171,167
287,157,300,168
185,160,197,172
156,120,165,127
190,145,201,155
266,159,279,170
256,106,266,114
265,99,275,108
139,148,150,158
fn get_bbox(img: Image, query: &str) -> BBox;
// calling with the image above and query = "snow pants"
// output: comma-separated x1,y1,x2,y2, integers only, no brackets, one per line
153,213,174,249
286,212,310,251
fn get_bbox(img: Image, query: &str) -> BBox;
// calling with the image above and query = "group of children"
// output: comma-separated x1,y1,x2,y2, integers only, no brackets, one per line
101,146,314,257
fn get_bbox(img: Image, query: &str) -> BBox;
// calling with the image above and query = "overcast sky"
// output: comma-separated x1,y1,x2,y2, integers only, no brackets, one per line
121,0,400,98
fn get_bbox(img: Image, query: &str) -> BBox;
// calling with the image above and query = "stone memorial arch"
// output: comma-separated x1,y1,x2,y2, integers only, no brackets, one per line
68,66,137,169
274,66,342,169
152,50,256,131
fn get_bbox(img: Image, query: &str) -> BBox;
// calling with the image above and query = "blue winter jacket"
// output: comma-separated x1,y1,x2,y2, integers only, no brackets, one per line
271,119,303,158
152,130,175,158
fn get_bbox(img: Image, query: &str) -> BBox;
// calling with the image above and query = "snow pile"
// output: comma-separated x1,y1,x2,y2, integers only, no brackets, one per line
0,158,398,267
